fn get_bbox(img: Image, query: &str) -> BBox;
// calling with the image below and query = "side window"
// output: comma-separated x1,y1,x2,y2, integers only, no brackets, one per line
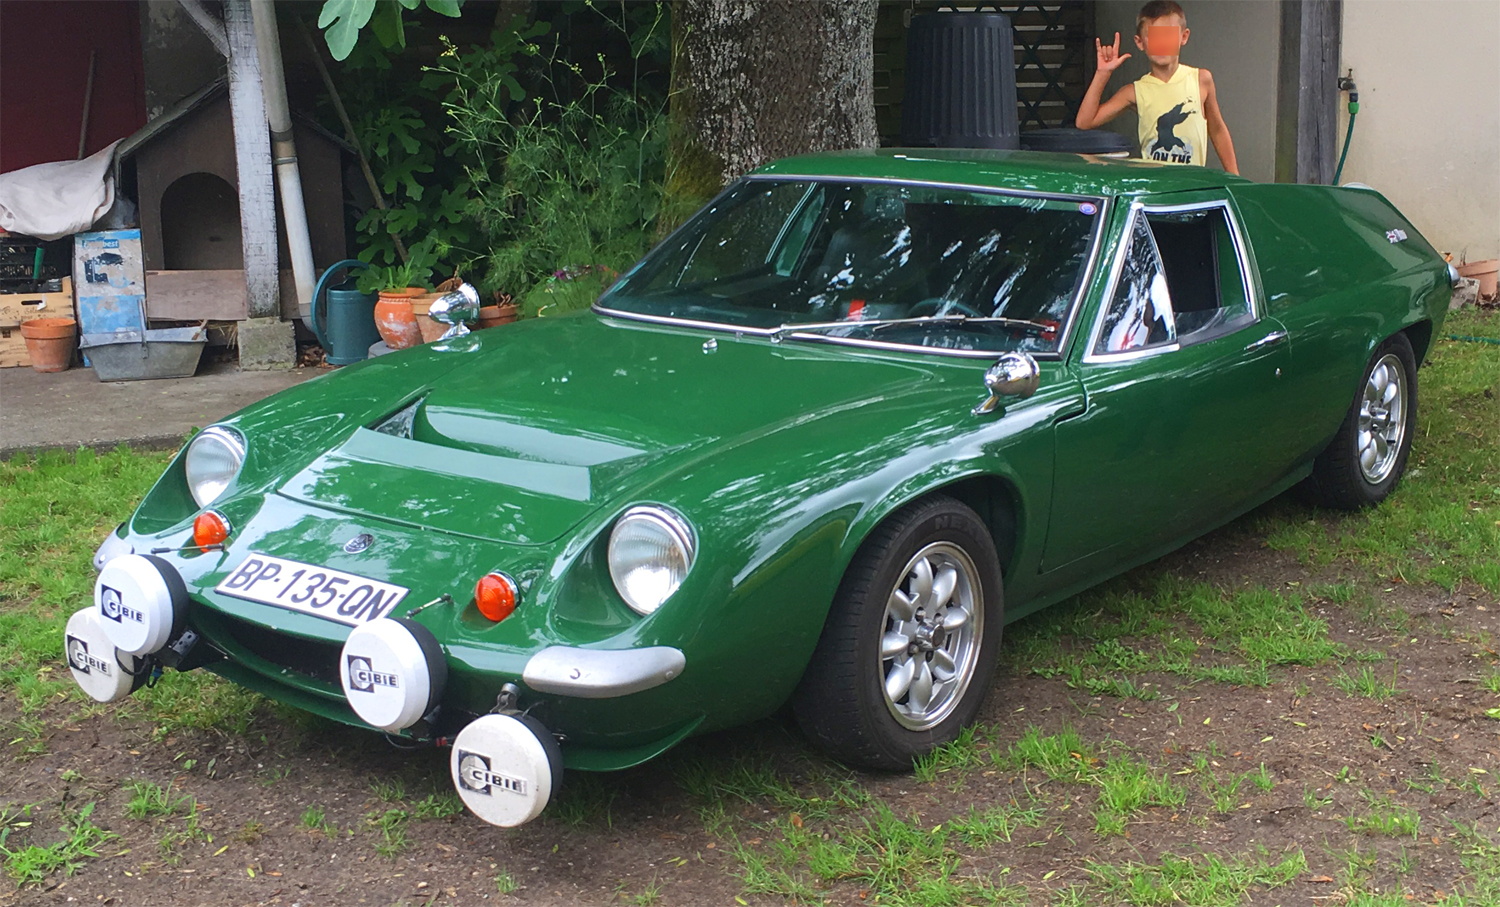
678,182,808,286
1096,213,1176,355
1144,206,1254,342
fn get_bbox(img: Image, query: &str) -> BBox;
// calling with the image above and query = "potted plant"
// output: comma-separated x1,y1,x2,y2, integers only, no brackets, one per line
360,240,438,350
477,291,519,329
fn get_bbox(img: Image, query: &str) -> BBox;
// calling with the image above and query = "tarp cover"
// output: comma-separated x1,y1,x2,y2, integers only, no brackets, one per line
0,141,121,240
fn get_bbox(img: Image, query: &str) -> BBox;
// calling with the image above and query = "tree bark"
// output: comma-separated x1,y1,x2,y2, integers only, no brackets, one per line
664,0,878,229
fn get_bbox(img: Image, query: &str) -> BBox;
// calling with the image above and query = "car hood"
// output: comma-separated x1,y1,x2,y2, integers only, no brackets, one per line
277,313,951,545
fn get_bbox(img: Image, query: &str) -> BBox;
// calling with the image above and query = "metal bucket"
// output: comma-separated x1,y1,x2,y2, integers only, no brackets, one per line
78,326,207,381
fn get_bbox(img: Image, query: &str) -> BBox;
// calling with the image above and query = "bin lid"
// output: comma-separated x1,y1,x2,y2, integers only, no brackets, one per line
1019,128,1134,155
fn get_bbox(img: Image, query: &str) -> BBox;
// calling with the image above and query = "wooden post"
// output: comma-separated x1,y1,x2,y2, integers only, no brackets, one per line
222,0,280,320
1275,0,1341,185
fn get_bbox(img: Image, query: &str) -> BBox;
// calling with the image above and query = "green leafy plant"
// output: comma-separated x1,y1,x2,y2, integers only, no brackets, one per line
124,779,193,820
357,235,441,294
0,802,118,887
326,30,483,289
435,4,670,317
319,0,463,62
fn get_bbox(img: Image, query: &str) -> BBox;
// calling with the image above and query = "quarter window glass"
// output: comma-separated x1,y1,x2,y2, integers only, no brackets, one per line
1145,207,1253,341
1096,213,1176,354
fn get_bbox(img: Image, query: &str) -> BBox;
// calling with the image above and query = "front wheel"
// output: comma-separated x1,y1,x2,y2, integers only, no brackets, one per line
1303,332,1418,510
792,496,1004,770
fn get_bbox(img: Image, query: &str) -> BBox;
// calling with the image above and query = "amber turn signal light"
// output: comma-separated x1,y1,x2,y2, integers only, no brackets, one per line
193,510,231,549
475,572,517,622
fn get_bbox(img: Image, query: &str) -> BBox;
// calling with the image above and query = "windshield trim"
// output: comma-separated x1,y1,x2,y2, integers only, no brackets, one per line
742,172,1106,206
593,177,1109,361
591,306,1059,360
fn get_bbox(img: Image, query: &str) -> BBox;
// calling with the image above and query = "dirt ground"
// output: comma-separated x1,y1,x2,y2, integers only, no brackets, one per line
3,497,1496,907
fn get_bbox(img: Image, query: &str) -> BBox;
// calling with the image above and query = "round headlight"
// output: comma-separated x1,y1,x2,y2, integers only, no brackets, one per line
184,426,245,507
607,506,696,616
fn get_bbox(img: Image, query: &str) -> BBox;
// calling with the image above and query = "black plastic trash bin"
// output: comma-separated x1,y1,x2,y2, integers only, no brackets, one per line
901,13,1019,150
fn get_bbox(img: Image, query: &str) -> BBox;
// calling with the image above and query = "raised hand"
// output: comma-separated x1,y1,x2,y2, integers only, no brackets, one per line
1096,33,1132,73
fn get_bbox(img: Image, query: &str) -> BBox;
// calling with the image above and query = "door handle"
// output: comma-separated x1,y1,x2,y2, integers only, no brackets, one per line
1245,330,1287,352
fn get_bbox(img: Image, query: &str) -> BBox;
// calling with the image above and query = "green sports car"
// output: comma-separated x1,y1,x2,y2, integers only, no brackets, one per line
72,150,1452,827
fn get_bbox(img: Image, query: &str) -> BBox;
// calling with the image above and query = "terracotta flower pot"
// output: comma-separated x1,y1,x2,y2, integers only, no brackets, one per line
374,288,423,350
413,313,447,344
1456,259,1498,299
19,317,76,372
408,290,449,343
476,303,519,330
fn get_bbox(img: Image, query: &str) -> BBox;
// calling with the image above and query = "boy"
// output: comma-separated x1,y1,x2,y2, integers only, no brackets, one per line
1074,0,1239,175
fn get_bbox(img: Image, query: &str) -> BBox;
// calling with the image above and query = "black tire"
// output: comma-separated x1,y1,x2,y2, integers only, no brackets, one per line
1302,332,1418,510
791,496,1004,771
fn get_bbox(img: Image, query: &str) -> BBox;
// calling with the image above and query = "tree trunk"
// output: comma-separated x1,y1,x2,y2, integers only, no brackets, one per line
663,0,878,230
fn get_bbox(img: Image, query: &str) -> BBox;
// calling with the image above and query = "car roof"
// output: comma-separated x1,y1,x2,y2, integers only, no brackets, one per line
752,147,1250,198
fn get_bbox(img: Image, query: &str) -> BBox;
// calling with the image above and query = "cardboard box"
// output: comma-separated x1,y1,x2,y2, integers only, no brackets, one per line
0,277,74,368
0,329,30,368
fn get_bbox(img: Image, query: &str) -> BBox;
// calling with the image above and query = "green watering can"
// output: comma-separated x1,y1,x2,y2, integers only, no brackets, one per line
309,259,382,366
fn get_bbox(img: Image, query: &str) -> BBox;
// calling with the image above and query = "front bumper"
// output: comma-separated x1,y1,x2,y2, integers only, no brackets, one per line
93,513,700,767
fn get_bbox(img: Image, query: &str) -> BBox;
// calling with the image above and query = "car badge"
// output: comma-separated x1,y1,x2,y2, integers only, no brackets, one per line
1385,228,1408,244
343,533,375,554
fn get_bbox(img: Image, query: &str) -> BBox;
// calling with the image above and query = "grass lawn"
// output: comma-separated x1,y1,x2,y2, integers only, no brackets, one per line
1,308,1497,905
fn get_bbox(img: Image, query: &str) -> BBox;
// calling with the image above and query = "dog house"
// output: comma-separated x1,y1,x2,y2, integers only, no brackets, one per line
116,79,349,321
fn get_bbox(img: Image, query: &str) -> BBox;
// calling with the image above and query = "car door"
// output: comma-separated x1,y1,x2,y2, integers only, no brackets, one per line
1041,192,1296,574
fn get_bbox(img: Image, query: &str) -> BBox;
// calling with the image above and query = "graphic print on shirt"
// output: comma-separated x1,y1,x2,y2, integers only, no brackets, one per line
1145,102,1195,163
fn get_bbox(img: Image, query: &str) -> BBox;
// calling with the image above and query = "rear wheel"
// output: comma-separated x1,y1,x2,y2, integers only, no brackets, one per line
792,496,1003,770
1303,333,1417,509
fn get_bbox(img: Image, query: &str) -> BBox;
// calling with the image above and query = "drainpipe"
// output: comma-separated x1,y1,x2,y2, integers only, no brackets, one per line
250,0,316,316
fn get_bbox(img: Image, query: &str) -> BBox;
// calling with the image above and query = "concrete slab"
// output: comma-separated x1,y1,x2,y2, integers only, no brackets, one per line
0,360,319,458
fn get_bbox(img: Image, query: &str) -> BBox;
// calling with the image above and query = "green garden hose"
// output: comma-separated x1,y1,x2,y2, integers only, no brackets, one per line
1333,79,1359,186
1447,334,1500,346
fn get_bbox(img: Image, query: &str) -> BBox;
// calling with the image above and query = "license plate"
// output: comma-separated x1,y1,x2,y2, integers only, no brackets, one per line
215,555,409,626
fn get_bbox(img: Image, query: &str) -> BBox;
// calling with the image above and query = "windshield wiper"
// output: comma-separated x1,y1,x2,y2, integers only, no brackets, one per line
769,314,1053,342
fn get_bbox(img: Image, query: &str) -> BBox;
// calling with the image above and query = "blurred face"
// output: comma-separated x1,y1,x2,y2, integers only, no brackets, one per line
1135,15,1189,65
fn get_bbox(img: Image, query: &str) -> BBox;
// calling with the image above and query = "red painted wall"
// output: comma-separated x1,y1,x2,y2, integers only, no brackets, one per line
0,0,147,173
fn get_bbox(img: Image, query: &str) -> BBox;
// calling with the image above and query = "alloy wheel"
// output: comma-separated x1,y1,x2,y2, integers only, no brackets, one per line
879,542,983,730
1357,353,1407,485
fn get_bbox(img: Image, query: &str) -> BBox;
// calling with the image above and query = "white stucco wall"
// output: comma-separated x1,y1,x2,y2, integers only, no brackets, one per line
1339,0,1500,261
1092,1,1281,182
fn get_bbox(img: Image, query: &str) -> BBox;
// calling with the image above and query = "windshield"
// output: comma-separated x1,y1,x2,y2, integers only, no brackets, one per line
598,179,1102,355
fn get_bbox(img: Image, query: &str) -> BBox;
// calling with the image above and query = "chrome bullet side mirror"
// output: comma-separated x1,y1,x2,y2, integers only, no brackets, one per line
972,352,1040,416
428,283,481,340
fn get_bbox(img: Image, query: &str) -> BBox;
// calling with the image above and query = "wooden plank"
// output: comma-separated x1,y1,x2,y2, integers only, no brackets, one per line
1276,0,1341,184
143,270,246,320
143,270,299,321
1298,0,1341,185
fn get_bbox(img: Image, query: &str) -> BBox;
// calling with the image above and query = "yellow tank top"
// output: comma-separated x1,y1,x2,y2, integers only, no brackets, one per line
1135,64,1209,166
